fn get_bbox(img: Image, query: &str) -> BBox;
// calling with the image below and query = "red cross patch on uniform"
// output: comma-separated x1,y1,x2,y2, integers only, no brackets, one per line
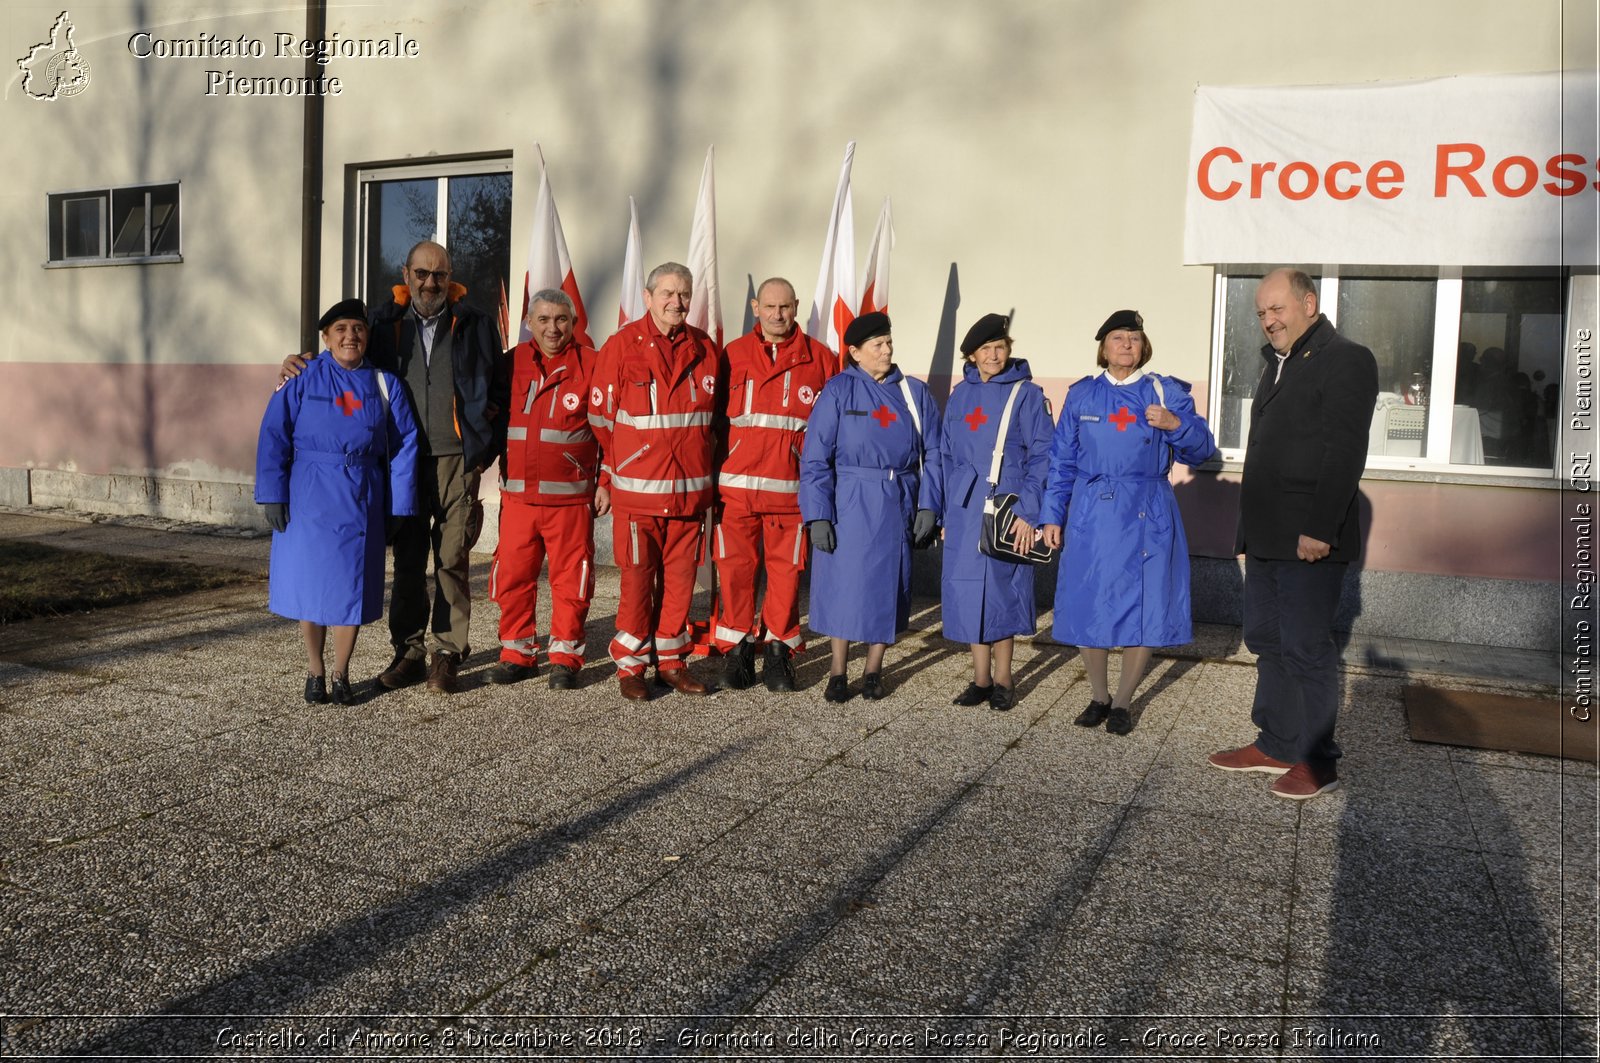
563,392,580,411
701,375,716,396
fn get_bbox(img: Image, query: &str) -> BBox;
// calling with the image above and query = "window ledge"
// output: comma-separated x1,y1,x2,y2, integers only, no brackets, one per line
45,255,183,269
1200,459,1559,490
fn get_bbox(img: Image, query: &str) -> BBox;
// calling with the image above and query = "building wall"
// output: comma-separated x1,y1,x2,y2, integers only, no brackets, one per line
1,0,1588,647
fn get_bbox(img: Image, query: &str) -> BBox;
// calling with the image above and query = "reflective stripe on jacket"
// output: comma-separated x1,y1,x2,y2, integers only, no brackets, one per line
589,315,724,517
500,339,600,506
718,326,837,514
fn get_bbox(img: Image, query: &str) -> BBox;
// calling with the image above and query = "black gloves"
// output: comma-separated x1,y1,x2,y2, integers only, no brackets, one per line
808,520,836,553
912,508,938,548
262,502,289,533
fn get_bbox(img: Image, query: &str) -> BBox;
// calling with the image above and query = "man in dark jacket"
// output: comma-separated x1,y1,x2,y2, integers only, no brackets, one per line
1209,268,1378,800
282,240,506,693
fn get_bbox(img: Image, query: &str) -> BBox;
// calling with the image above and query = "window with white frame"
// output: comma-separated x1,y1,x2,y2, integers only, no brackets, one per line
355,158,512,333
47,183,180,265
1210,268,1565,476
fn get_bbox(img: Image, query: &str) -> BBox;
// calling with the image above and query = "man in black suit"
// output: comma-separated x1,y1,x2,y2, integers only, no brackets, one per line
1209,269,1378,800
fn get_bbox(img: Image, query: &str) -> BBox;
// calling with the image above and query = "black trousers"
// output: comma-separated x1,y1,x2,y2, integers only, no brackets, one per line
1243,554,1348,764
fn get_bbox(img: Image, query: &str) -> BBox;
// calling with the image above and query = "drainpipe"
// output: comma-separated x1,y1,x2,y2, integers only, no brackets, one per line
299,0,327,351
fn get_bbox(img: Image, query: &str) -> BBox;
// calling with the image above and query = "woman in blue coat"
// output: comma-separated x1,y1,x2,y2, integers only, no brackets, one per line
256,298,421,705
1040,310,1216,735
939,313,1053,711
800,312,942,702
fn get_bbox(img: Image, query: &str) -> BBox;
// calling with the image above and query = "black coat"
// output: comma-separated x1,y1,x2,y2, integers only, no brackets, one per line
366,286,508,473
1235,316,1378,562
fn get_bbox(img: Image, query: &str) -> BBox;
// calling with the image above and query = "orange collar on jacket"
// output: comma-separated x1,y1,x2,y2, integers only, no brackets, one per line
391,281,469,311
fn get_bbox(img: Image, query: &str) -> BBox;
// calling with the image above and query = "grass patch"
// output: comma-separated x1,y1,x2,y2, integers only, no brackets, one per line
0,540,252,623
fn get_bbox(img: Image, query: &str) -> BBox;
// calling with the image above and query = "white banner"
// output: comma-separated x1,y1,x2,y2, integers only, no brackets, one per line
1184,73,1598,267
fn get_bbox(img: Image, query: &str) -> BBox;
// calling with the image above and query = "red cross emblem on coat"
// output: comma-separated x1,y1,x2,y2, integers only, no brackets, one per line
1109,406,1136,431
964,406,988,432
871,405,897,428
335,391,363,417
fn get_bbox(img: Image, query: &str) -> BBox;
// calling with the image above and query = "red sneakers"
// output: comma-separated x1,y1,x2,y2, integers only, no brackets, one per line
1270,761,1341,800
1207,744,1294,775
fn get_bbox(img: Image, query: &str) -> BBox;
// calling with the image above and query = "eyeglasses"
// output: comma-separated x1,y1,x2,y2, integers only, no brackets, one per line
409,268,450,283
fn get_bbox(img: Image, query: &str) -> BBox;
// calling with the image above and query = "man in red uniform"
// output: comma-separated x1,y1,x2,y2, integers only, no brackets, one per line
713,277,837,691
489,289,607,691
589,262,725,701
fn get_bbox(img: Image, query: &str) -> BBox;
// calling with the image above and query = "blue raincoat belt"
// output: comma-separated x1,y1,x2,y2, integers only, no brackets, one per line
837,464,917,481
295,448,383,468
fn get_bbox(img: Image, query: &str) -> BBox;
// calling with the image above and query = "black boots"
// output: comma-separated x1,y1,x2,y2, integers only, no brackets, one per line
762,641,797,692
721,639,758,690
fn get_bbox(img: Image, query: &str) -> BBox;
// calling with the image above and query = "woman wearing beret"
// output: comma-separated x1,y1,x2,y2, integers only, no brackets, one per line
800,312,943,702
1039,310,1216,734
939,313,1053,711
255,299,421,705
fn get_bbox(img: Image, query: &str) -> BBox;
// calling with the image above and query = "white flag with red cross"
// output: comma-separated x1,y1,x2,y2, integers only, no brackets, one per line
859,196,894,316
521,144,593,348
806,141,857,364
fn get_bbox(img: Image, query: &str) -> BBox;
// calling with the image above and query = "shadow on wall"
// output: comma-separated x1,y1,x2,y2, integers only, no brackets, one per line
921,263,961,410
22,0,292,491
1174,480,1373,654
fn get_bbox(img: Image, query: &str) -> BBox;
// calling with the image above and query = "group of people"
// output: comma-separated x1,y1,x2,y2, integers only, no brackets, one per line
257,251,1375,801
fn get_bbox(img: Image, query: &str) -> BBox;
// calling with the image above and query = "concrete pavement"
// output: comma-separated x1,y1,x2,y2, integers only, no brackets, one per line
0,509,1594,1059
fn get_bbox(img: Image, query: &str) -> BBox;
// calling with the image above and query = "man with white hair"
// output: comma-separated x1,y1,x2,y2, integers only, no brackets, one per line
589,263,726,701
489,289,607,691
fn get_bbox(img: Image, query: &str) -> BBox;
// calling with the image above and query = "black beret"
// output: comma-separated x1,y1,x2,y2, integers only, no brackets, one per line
960,312,1011,356
1095,309,1143,341
318,298,367,331
843,311,892,350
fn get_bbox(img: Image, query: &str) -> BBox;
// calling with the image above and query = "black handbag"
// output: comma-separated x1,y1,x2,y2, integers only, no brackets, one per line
977,382,1058,566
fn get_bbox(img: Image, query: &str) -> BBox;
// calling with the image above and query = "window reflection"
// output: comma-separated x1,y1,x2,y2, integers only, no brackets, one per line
1459,276,1564,468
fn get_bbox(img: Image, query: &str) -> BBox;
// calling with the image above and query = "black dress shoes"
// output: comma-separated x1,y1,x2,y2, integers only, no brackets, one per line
990,684,1016,712
548,664,578,690
862,672,887,700
823,675,850,703
304,674,327,704
1106,706,1134,735
1074,699,1112,727
329,673,354,706
952,682,993,707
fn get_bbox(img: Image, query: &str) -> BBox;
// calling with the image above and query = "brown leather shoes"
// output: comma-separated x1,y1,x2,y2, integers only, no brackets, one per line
619,674,651,701
656,668,708,696
378,653,426,690
426,651,460,694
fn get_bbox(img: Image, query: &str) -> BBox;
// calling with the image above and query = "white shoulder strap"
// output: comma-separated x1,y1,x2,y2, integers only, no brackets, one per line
897,377,921,435
375,369,391,411
897,377,924,475
987,383,1024,487
1150,374,1165,408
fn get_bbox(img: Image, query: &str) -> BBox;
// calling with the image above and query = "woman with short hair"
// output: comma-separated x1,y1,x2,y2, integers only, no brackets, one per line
256,298,421,704
800,312,942,702
938,312,1053,711
1040,310,1216,734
